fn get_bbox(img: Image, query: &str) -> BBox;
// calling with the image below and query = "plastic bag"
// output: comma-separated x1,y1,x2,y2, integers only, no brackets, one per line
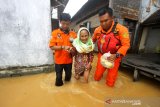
100,52,114,68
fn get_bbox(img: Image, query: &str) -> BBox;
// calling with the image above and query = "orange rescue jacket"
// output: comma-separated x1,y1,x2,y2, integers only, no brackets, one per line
49,28,77,64
92,21,130,56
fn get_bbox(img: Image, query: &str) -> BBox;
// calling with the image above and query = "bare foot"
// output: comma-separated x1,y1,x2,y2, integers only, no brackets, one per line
81,79,88,83
83,70,89,83
74,75,80,80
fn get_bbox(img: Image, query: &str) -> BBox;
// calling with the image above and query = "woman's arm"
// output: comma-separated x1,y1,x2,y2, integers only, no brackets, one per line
89,52,94,63
51,46,71,51
70,47,77,56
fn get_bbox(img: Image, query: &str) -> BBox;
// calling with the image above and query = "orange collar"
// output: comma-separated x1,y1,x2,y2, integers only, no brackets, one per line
58,28,70,34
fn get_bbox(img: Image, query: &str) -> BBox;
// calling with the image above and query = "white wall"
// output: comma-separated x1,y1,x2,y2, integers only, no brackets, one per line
0,0,53,68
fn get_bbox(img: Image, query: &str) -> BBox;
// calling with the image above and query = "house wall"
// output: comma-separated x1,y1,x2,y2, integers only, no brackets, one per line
0,0,53,68
139,25,160,53
145,26,160,53
139,27,149,52
70,14,100,33
110,0,140,20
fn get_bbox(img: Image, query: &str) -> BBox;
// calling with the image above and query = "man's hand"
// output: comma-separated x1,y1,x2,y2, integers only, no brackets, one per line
63,46,70,50
64,46,73,53
107,54,116,62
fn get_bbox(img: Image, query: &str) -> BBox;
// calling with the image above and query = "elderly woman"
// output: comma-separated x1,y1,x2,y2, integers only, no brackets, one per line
71,27,94,83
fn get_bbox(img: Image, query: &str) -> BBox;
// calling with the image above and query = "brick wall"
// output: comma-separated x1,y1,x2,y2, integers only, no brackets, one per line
111,0,140,20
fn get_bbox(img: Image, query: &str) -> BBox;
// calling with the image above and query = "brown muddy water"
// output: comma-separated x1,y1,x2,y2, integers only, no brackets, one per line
0,55,160,107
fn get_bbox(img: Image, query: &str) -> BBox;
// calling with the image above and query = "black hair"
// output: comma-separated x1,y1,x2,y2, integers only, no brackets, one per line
60,13,71,21
98,7,113,17
79,24,86,28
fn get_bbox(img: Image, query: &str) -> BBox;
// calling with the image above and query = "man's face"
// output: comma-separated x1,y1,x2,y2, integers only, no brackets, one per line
99,13,113,32
60,20,70,30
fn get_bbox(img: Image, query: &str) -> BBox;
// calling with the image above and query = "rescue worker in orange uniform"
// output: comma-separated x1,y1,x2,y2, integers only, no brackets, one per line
49,13,76,86
92,8,130,87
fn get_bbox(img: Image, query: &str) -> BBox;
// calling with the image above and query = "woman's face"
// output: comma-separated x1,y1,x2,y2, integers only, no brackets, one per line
80,30,89,44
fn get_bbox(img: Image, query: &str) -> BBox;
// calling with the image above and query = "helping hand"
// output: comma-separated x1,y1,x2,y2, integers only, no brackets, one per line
64,46,73,53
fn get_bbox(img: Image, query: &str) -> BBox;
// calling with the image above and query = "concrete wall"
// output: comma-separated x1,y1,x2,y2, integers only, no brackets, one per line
0,0,53,69
139,27,149,52
139,26,160,53
145,26,160,53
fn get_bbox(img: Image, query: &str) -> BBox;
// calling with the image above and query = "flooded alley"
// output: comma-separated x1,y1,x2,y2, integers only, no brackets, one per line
0,55,159,107
0,0,160,107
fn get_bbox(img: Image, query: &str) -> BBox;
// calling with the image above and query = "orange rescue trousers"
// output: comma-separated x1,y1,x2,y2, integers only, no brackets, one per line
94,53,121,87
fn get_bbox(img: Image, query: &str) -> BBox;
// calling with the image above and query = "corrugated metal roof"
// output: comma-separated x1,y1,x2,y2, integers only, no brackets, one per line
51,0,69,18
71,0,109,23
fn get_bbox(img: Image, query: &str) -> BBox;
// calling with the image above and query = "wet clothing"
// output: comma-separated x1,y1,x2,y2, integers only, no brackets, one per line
49,28,77,86
94,53,121,87
72,50,94,76
92,22,130,87
92,22,130,56
55,63,72,86
72,27,94,77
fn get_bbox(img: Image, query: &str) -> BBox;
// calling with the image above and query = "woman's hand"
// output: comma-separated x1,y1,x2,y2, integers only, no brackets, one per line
86,62,91,70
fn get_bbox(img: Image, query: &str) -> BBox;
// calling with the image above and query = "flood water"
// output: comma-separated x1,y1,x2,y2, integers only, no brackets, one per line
0,55,160,107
